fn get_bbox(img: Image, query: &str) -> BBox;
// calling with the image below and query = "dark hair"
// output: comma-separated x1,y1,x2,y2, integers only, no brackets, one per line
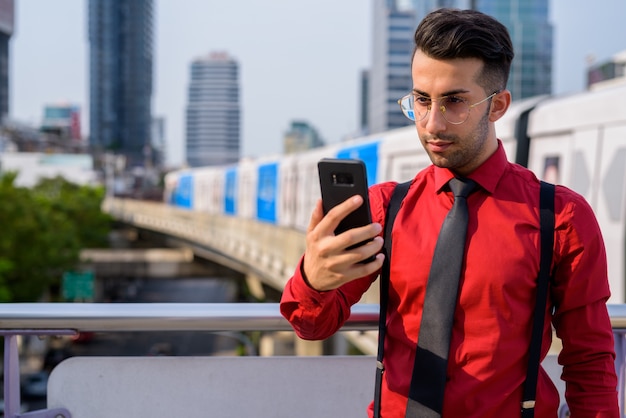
413,8,514,92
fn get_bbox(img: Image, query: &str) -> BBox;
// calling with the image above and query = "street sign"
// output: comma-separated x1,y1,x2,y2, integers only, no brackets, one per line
62,271,95,301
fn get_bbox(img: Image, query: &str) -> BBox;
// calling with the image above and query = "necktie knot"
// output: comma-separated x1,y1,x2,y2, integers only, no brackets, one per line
448,177,476,199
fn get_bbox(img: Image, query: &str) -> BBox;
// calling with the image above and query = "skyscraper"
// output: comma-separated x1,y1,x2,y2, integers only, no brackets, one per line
0,0,14,120
367,0,415,134
185,52,240,167
283,121,324,154
88,0,154,168
476,0,553,100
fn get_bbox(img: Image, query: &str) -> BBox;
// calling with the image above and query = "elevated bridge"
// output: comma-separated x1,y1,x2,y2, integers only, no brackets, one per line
102,197,380,305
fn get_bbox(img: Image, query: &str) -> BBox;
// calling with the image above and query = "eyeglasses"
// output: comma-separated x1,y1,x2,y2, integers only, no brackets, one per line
397,91,499,125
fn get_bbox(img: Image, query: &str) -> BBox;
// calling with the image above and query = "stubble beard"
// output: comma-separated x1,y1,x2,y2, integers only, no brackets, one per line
420,109,491,173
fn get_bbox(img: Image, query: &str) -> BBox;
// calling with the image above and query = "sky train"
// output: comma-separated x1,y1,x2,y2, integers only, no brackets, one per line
165,82,626,303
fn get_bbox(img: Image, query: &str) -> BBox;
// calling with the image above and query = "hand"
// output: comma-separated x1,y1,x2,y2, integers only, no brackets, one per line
303,195,385,291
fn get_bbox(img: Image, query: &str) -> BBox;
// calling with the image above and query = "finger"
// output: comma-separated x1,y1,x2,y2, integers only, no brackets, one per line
311,251,385,292
334,222,382,253
333,235,384,267
318,195,364,234
337,252,386,286
307,199,324,234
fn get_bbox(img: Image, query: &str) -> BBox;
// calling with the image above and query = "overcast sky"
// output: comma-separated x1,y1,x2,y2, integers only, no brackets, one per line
9,0,626,167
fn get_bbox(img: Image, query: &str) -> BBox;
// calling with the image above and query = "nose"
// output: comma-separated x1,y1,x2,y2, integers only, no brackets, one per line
422,101,447,132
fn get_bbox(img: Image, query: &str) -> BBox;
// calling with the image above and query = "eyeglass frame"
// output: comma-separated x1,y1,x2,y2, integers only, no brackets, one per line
397,90,500,125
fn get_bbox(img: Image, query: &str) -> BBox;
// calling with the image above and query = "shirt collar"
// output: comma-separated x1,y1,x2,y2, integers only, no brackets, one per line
433,139,508,194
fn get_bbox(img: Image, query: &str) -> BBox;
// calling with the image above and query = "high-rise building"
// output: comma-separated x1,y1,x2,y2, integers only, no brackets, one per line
88,0,154,168
151,116,166,168
476,0,553,100
367,0,415,134
283,121,324,154
359,70,369,134
185,52,240,167
0,0,14,120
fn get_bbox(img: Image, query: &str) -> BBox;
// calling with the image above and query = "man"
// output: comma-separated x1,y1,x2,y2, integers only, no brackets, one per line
280,8,618,417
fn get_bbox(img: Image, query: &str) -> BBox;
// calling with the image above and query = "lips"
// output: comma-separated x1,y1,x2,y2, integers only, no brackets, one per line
427,141,453,153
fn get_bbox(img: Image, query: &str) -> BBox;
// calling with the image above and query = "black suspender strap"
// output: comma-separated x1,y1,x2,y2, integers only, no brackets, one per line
521,180,555,417
374,181,411,418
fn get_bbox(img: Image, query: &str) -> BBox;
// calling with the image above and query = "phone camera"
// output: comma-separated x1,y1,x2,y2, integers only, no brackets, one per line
332,172,354,186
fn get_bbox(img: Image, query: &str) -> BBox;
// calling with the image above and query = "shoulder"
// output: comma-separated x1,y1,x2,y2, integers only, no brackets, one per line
553,184,600,238
505,163,597,222
368,168,434,224
368,181,400,225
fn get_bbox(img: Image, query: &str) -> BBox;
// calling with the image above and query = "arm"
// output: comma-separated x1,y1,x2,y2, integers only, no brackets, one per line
280,196,384,340
551,190,619,417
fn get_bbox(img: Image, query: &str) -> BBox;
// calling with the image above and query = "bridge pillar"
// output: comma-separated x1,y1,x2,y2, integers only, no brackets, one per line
295,336,324,356
259,332,324,356
259,331,294,356
245,273,266,301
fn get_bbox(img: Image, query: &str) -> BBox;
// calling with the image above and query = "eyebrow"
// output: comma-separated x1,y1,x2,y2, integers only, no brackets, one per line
412,88,470,97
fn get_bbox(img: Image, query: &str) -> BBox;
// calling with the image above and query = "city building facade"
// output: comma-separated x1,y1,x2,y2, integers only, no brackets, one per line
367,0,415,135
88,0,154,168
0,0,13,120
283,121,324,154
41,104,82,140
587,50,626,90
476,0,553,100
185,52,240,167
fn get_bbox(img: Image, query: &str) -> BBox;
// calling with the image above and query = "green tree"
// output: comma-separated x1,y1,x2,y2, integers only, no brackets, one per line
0,173,112,301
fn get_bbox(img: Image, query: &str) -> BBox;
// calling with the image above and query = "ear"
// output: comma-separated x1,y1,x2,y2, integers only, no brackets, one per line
488,90,511,122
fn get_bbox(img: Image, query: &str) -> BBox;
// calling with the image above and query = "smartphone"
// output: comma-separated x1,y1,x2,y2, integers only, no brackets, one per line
318,158,375,263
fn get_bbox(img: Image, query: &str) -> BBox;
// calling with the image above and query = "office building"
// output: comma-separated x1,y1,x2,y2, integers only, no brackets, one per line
587,50,626,89
41,104,81,140
476,0,553,100
283,121,324,154
185,52,240,167
88,0,154,168
367,0,415,134
151,116,166,168
0,0,13,120
359,70,369,134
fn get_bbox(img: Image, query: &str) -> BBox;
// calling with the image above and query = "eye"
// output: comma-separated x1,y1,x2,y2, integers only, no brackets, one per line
443,96,466,105
413,95,431,107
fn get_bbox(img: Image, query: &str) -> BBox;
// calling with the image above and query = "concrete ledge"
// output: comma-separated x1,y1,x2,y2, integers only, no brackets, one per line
48,356,376,418
79,248,216,278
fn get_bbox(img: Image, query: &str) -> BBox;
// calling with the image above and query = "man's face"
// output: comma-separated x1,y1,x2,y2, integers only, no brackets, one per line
411,50,499,176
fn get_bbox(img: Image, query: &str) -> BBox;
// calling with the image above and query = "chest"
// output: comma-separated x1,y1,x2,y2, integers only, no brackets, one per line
388,194,541,316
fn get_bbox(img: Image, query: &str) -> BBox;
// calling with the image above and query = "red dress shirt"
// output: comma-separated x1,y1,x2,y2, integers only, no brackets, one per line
280,142,619,417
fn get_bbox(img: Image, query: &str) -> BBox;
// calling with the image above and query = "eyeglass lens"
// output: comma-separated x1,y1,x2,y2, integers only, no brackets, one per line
400,95,471,124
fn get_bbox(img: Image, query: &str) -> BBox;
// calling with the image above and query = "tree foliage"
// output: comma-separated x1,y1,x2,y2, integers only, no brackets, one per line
0,173,112,302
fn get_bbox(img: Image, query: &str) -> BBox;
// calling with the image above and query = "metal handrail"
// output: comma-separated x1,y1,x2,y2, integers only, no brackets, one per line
0,302,376,331
1,302,626,331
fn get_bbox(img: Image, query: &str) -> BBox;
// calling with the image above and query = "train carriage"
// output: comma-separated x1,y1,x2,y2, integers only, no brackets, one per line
287,143,343,232
192,166,225,214
527,83,626,303
162,82,626,302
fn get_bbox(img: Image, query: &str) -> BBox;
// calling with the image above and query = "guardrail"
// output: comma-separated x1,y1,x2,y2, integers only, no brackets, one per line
1,303,625,417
